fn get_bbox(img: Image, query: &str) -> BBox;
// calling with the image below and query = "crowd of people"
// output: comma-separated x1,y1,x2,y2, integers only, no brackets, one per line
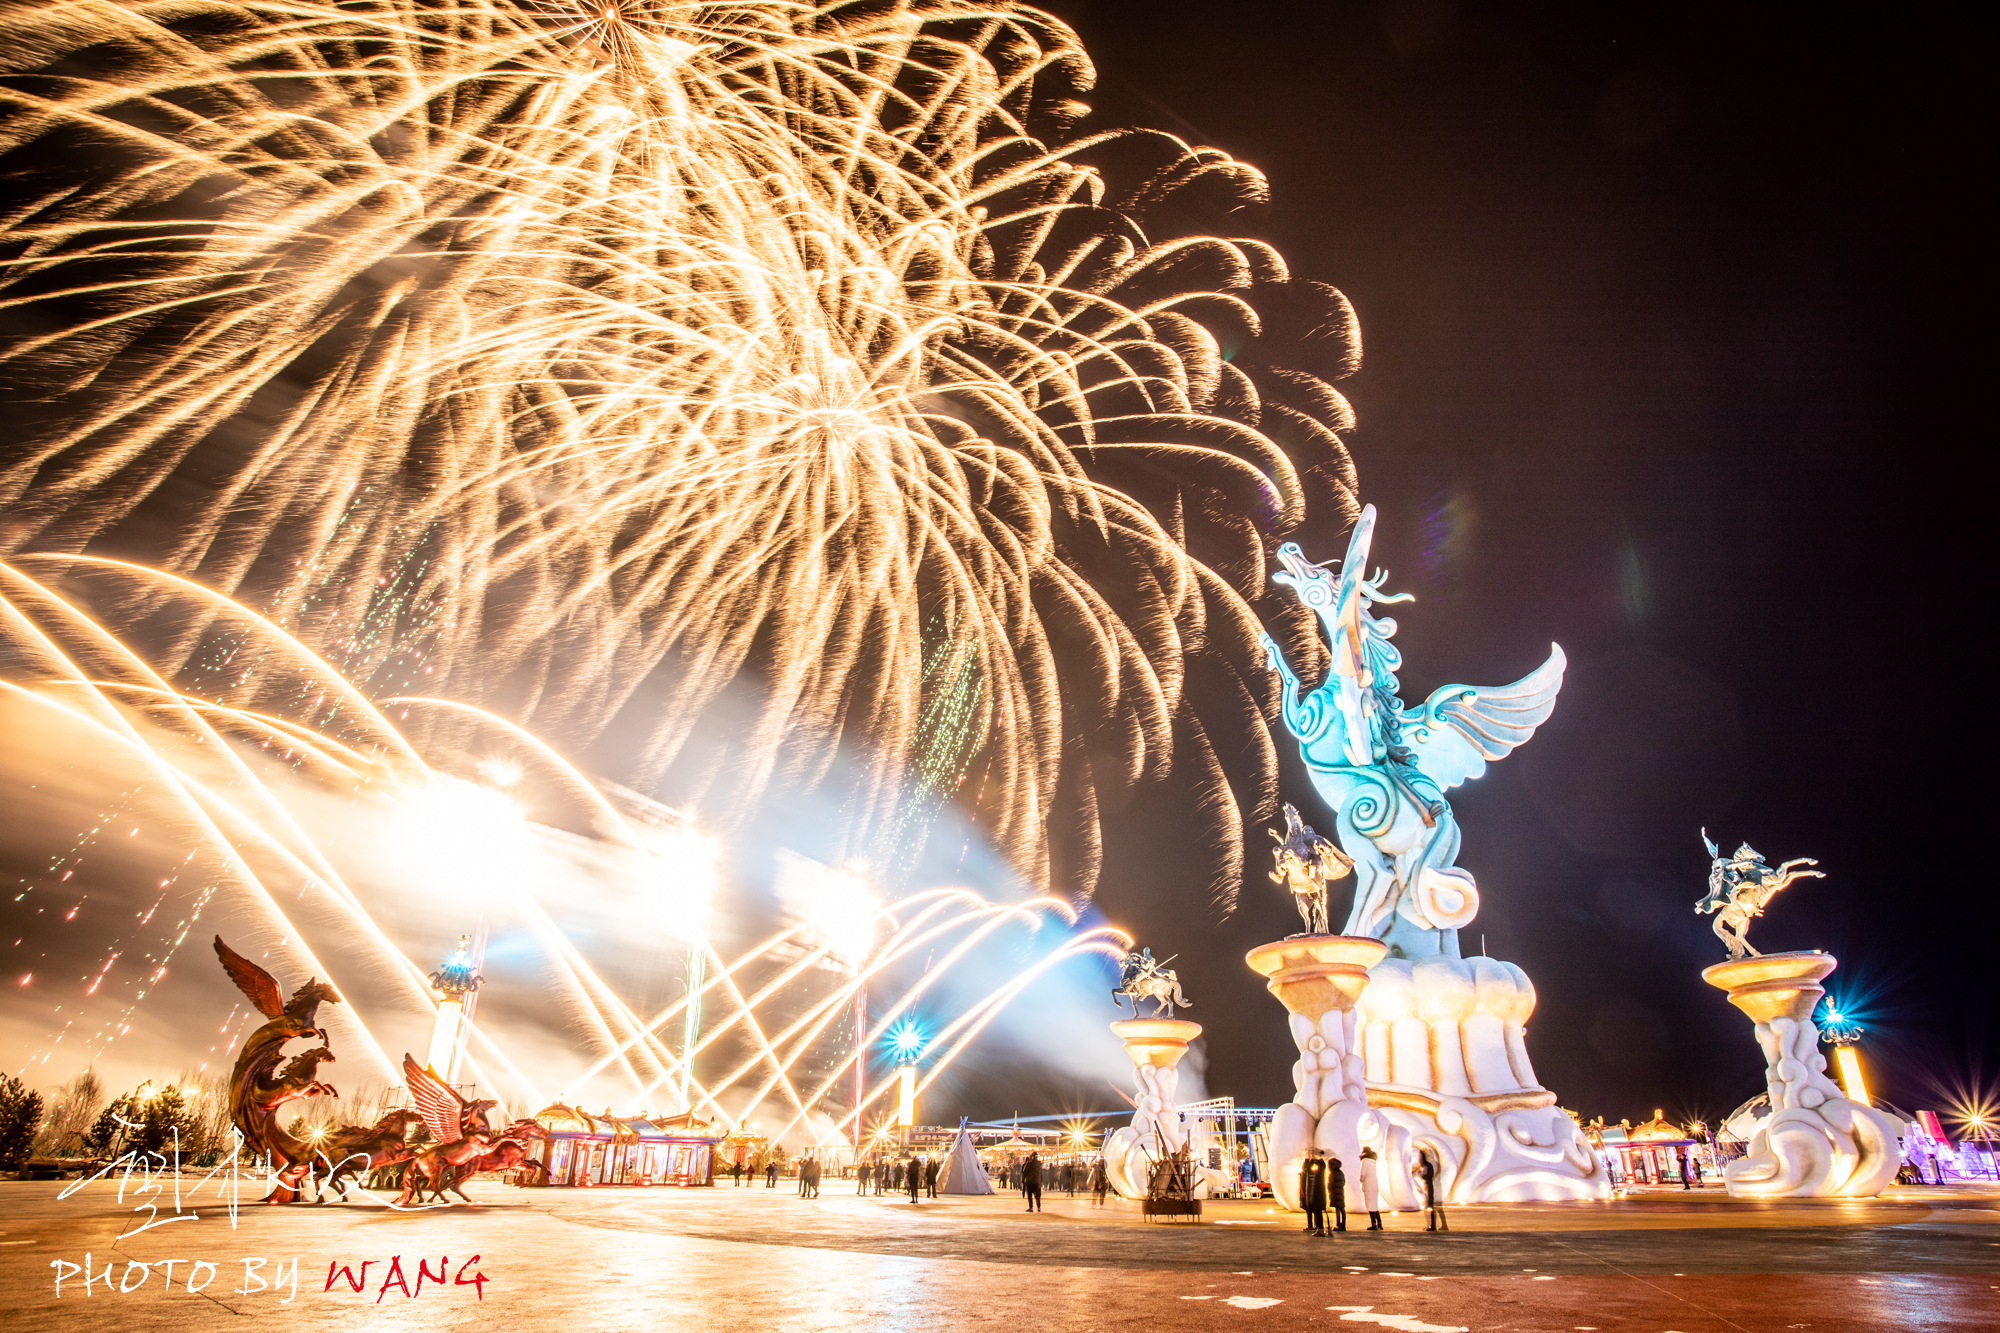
851,1154,942,1201
716,1140,1452,1235
1296,1145,1447,1234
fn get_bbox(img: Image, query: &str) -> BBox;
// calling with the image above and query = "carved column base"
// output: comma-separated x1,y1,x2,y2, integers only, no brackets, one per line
1361,1089,1608,1207
1356,954,1610,1205
1702,951,1902,1199
1102,1018,1201,1201
1246,935,1386,1213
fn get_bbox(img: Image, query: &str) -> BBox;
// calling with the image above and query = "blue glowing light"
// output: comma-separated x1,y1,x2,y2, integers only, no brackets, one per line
886,1017,925,1062
1816,992,1866,1046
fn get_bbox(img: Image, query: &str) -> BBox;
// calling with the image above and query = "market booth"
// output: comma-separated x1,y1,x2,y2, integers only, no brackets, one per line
1589,1110,1707,1186
530,1104,721,1187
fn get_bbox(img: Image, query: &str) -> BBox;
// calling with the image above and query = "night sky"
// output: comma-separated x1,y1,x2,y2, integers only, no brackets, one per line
1034,0,1986,1124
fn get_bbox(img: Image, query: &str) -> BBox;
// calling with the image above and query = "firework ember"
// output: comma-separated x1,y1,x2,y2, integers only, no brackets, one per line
0,1,1358,901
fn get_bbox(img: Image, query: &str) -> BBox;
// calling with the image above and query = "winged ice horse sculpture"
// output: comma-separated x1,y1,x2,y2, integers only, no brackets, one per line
1260,505,1565,959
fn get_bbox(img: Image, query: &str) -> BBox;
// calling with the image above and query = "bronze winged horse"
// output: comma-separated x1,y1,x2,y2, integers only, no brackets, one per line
214,936,342,1203
419,1119,546,1203
394,1054,502,1206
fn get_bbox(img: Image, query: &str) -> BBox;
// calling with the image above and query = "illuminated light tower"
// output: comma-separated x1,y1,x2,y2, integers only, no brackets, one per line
425,935,482,1083
1821,1002,1871,1106
889,1017,925,1144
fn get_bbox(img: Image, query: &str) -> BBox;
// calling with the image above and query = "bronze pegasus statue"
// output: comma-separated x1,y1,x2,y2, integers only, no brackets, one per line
214,936,342,1202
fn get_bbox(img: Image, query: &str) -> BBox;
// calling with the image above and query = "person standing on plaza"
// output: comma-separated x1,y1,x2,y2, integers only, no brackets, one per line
1328,1154,1348,1231
926,1154,940,1198
1023,1150,1044,1212
1680,1150,1696,1190
1300,1147,1329,1235
1360,1147,1382,1230
907,1155,923,1205
1091,1156,1109,1204
1417,1149,1446,1231
858,1159,871,1195
766,1158,777,1188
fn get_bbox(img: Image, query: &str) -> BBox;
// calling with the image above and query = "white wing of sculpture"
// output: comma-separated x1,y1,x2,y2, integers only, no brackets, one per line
1400,644,1567,791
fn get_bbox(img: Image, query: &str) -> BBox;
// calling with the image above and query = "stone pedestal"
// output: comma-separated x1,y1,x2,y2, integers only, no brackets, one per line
1245,935,1385,1212
1102,1018,1202,1201
1702,950,1901,1198
1354,954,1609,1206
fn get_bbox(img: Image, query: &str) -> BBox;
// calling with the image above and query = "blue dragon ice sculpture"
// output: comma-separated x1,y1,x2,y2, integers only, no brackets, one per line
1260,505,1565,960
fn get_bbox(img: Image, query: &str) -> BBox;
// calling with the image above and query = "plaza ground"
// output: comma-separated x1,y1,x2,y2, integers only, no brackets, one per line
1,1176,1992,1331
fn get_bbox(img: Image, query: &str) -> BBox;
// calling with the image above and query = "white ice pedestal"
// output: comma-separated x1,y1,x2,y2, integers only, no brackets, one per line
1102,1018,1202,1201
1702,951,1901,1198
1355,954,1610,1207
1245,935,1386,1214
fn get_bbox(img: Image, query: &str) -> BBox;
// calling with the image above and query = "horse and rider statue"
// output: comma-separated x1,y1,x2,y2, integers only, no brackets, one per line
1695,829,1824,961
1113,947,1192,1019
1269,803,1354,936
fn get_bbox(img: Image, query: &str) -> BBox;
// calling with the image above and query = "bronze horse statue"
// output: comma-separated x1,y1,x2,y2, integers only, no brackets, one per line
396,1133,496,1206
315,1109,423,1202
418,1120,545,1204
214,936,342,1202
391,1052,512,1207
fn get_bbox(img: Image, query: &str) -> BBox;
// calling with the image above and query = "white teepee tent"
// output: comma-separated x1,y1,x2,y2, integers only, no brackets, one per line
941,1127,995,1195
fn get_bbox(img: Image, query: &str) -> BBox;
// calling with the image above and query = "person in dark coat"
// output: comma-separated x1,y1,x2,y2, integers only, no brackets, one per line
1417,1149,1446,1231
1091,1156,1109,1204
906,1155,922,1204
1300,1148,1329,1235
1022,1151,1044,1212
926,1155,940,1198
1328,1154,1348,1231
858,1160,871,1194
765,1159,778,1188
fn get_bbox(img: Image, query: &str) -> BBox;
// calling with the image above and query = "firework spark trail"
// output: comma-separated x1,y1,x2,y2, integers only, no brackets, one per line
551,886,978,1092
781,925,1133,1145
658,894,1066,1126
3,558,1138,1131
0,1,1360,903
745,900,1095,1142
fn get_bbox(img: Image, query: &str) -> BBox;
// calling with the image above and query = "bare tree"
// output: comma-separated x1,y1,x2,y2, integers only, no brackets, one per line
33,1069,104,1159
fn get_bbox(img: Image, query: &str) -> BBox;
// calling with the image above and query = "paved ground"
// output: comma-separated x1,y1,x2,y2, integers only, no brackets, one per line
2,1176,1994,1331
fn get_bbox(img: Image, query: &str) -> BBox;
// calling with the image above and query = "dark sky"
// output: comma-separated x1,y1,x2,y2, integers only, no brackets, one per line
1037,0,1987,1123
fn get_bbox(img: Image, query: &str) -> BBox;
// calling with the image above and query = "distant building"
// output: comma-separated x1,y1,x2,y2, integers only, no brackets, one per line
528,1104,719,1187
